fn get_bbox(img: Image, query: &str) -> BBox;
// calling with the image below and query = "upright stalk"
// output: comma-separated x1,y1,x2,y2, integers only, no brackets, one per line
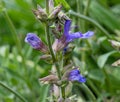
45,23,56,62
45,0,65,99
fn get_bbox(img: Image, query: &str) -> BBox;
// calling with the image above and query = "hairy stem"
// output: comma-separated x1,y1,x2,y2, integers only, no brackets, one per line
0,81,27,102
45,23,56,62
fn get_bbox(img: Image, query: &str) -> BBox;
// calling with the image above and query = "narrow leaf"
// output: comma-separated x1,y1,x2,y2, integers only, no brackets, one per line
97,51,117,68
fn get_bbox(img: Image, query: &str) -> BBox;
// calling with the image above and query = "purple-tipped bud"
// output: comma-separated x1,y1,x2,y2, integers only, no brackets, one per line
68,69,86,83
25,33,49,53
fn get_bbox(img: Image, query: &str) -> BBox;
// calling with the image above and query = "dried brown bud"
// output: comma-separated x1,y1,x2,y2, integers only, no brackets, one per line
112,59,120,66
32,5,47,22
48,4,62,20
39,75,58,84
58,11,70,23
49,0,54,12
109,40,120,50
52,36,68,52
40,55,52,60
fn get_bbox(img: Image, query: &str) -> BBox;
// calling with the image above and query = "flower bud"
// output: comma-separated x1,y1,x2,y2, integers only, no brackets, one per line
109,40,120,50
40,55,53,63
39,75,58,84
52,36,68,52
32,5,47,22
58,11,70,23
40,55,52,60
25,33,49,53
49,0,54,13
48,4,62,20
112,59,120,66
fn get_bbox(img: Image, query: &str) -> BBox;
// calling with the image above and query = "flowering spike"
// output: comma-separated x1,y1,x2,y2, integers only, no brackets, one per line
25,33,49,53
68,69,86,83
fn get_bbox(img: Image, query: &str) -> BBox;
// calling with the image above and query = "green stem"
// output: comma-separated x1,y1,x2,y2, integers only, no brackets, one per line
3,10,27,76
45,23,56,62
54,62,61,79
0,81,27,102
46,0,49,15
102,68,111,92
87,79,100,96
69,10,113,39
45,0,65,99
3,10,21,53
61,86,65,99
84,0,91,16
83,0,91,31
55,62,66,99
45,0,55,62
76,0,85,32
82,83,96,102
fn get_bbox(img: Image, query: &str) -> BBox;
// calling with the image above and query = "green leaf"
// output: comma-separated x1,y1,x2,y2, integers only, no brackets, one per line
88,69,105,83
55,0,70,10
89,1,120,33
97,51,117,68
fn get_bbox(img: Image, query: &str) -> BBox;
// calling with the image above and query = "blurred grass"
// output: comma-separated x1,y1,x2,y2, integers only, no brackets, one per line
0,0,120,101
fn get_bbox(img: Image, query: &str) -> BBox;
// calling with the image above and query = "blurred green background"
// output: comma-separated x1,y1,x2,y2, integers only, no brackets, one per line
0,0,120,102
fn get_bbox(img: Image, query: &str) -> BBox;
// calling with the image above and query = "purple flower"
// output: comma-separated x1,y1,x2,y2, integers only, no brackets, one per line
68,69,86,83
25,33,48,53
52,20,94,52
64,20,94,42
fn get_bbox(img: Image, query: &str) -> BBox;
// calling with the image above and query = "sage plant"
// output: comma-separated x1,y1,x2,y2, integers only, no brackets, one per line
25,0,94,101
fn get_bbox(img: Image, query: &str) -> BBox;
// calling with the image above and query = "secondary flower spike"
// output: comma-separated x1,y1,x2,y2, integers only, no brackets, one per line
68,69,86,83
25,33,49,53
52,20,94,52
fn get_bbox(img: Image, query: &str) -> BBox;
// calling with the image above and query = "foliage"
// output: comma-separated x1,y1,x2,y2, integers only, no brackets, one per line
0,0,120,102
